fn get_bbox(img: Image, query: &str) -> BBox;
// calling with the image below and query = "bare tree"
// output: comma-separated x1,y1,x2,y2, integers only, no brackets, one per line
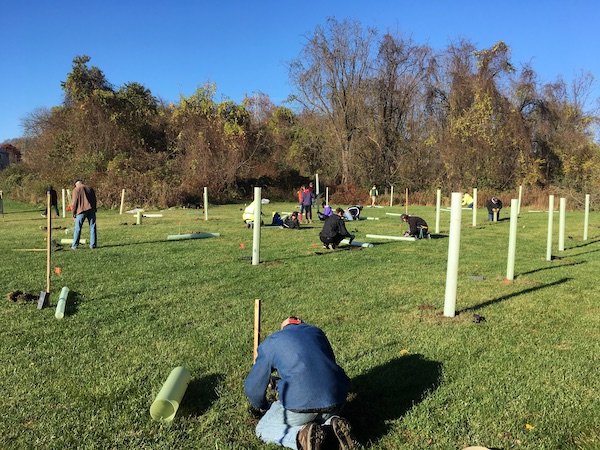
288,17,377,184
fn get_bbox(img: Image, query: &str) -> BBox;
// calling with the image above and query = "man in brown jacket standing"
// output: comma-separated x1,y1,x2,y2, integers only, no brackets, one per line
70,179,97,249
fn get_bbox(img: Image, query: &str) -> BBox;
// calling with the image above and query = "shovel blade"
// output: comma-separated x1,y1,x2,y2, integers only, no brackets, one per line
38,291,50,309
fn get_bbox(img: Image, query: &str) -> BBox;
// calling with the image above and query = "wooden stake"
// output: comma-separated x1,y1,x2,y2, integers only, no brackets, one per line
253,299,261,363
39,191,51,309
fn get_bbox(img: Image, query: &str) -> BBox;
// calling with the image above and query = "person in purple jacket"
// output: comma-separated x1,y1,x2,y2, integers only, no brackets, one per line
245,317,360,450
301,187,316,223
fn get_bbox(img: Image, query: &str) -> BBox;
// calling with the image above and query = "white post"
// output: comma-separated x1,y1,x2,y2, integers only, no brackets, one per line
390,185,394,207
443,192,462,318
252,187,262,266
558,197,566,252
506,199,519,281
435,189,441,234
583,194,590,241
517,185,523,215
326,187,329,206
62,189,66,218
119,189,125,215
546,195,554,261
203,187,208,221
472,188,478,227
315,174,320,196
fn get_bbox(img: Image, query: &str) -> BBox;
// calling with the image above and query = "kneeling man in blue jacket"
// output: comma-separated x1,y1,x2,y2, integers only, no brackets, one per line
245,317,360,450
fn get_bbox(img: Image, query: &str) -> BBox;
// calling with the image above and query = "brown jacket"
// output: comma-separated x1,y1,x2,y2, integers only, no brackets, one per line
71,184,97,217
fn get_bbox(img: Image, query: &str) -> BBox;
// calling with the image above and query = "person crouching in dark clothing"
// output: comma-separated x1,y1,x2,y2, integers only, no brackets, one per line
283,212,301,229
400,213,430,239
319,208,355,249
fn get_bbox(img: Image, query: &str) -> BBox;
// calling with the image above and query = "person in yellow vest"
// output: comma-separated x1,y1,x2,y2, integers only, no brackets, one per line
462,192,474,209
369,184,378,207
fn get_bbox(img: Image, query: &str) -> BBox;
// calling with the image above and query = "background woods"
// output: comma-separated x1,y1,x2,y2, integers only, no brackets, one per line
1,20,598,208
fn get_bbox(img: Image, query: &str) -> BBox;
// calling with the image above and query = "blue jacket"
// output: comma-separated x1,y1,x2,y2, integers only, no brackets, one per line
244,323,349,412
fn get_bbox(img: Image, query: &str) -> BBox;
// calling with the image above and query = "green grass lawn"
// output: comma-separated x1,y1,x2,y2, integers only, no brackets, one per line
1,198,598,449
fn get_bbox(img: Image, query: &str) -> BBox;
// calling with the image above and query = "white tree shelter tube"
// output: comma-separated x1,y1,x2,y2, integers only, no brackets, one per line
340,239,374,248
366,234,416,242
167,233,220,240
443,192,463,318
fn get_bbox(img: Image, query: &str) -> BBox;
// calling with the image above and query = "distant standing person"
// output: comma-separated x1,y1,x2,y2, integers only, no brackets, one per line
319,208,355,249
297,186,305,223
369,184,378,207
70,179,97,249
486,196,503,221
42,185,59,217
301,186,316,224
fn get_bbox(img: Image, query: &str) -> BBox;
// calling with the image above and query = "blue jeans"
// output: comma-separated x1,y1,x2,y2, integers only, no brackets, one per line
73,210,97,249
256,401,337,449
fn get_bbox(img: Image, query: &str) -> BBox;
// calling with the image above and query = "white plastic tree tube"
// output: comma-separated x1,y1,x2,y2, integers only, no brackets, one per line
443,192,462,317
583,193,590,241
435,189,441,234
546,195,554,261
55,286,69,319
252,187,261,266
390,185,394,207
62,189,66,218
506,199,519,281
204,187,208,221
167,233,220,241
150,366,191,422
518,185,523,215
366,234,416,242
340,239,373,248
472,188,477,227
558,197,566,251
315,173,320,196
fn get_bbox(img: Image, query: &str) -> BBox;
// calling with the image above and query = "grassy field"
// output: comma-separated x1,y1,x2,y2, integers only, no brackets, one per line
1,197,598,450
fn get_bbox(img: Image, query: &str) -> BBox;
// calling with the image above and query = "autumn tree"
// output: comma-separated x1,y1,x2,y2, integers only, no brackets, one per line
288,17,377,185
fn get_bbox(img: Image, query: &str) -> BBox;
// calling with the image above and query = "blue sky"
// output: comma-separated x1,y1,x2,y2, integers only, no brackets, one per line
2,0,598,143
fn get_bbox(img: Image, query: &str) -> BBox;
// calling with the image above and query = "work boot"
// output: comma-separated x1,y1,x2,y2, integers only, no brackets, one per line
297,423,325,450
330,416,360,449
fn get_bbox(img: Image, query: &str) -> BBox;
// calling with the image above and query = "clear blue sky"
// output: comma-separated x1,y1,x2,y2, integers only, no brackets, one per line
2,0,598,143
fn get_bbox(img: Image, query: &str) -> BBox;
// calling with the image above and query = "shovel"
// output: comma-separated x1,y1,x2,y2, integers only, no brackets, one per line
38,191,51,309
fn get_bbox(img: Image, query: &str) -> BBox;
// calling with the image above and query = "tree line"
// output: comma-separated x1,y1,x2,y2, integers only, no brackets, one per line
1,17,598,208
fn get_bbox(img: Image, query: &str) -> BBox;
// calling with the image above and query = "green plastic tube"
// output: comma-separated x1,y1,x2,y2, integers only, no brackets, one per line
55,286,69,319
150,366,191,422
60,239,87,244
167,233,220,241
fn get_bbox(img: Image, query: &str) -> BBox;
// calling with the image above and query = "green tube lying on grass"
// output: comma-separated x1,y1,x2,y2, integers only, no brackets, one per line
365,234,417,242
167,233,220,240
150,366,191,422
60,239,87,244
55,286,69,319
340,239,374,248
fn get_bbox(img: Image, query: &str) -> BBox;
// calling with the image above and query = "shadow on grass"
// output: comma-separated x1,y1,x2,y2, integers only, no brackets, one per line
458,277,572,314
179,373,224,417
344,354,442,446
63,290,82,317
519,260,585,276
